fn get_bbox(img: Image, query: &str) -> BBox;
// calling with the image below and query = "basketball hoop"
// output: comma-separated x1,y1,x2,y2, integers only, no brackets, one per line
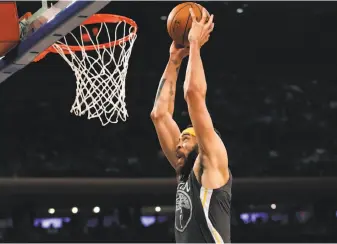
34,14,138,126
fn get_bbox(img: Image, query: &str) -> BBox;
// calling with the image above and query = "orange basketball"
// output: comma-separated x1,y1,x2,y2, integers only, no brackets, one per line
167,2,207,47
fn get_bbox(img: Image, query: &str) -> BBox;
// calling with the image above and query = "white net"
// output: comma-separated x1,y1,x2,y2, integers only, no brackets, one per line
52,19,137,126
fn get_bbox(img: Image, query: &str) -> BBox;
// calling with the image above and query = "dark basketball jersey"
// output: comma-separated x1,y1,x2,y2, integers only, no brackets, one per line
174,170,232,243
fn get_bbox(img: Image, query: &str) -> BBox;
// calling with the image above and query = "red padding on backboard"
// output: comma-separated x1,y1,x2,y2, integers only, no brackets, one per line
0,2,20,57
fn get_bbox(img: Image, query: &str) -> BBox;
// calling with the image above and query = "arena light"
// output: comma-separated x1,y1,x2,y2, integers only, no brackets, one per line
271,204,276,210
236,8,243,14
48,208,55,214
160,16,167,21
72,207,78,214
155,206,161,212
93,206,100,213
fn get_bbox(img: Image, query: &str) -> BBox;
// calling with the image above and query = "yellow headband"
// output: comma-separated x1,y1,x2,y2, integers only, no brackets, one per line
181,127,196,137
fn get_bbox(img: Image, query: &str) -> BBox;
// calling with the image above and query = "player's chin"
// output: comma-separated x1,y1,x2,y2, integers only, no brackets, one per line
176,157,185,168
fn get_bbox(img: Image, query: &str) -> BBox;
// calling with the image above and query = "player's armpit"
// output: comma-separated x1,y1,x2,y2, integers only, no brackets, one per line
199,159,229,189
151,112,180,169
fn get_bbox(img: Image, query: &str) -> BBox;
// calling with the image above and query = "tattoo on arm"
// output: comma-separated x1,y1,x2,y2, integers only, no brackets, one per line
154,60,180,103
169,80,174,97
154,78,166,103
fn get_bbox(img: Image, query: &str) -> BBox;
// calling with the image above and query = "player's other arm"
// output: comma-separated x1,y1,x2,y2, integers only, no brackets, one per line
151,43,188,169
184,9,229,182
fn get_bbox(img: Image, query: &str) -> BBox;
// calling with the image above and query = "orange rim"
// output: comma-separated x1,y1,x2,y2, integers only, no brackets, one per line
34,14,137,61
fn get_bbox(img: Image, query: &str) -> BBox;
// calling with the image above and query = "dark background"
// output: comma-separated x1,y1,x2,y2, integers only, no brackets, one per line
0,1,336,242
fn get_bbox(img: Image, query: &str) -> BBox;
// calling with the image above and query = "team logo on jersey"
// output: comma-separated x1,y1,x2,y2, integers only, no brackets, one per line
175,182,192,232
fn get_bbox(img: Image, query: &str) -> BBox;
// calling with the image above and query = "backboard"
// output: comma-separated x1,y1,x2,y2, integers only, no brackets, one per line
0,0,111,84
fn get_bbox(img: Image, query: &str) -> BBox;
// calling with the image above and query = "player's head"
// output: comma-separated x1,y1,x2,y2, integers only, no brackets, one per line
176,125,222,181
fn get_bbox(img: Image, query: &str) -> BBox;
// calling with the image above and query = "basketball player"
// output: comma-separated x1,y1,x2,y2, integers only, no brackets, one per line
151,8,231,243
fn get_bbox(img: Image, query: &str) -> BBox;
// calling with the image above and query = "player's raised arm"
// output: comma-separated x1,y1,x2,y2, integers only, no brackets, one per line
184,8,229,178
151,43,188,169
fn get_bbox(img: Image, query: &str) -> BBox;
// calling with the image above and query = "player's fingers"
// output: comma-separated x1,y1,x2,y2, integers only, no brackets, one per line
205,14,214,29
200,8,208,24
198,4,210,18
205,34,210,42
189,8,197,22
201,34,210,47
208,23,215,33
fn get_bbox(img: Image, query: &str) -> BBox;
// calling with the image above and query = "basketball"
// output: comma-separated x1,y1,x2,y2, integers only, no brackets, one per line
167,2,207,47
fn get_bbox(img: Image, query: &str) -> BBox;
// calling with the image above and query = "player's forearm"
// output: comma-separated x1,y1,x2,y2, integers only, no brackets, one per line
184,41,207,99
151,57,182,117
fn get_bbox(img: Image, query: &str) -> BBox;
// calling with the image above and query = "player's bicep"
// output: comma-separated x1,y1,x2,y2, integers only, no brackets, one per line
152,115,180,169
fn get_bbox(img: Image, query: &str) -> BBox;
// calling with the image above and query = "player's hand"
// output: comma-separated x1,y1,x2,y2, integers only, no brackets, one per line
169,41,189,61
188,8,214,47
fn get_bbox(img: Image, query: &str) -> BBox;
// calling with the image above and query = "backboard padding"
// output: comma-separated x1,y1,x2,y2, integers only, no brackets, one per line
0,1,111,83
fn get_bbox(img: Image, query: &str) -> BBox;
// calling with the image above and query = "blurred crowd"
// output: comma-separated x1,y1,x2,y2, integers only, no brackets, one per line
0,72,336,178
1,207,337,242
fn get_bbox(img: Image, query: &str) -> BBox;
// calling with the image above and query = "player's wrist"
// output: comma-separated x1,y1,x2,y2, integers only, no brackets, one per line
169,54,183,64
189,39,201,47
